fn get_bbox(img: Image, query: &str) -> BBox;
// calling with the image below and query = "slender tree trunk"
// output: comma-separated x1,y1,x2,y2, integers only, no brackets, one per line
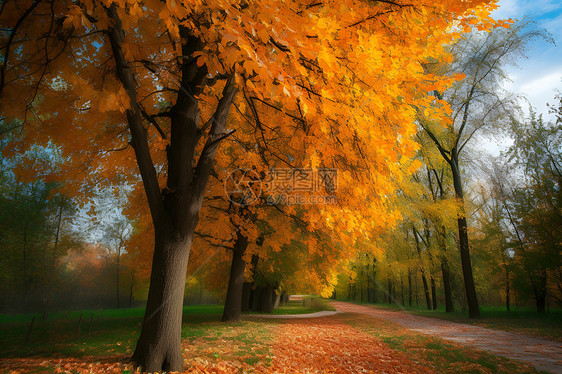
22,222,29,295
408,269,412,307
450,159,480,318
400,275,405,306
414,275,419,306
222,233,249,322
441,260,454,312
198,275,203,304
413,227,432,310
421,272,431,310
129,271,135,308
505,266,510,312
360,282,364,302
388,276,392,304
116,249,121,309
430,275,437,310
366,261,371,303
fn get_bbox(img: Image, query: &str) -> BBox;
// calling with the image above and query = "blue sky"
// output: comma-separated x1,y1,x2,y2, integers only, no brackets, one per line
493,0,562,119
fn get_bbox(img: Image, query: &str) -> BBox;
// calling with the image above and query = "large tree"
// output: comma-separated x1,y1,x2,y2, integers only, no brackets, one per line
419,22,544,318
2,0,500,370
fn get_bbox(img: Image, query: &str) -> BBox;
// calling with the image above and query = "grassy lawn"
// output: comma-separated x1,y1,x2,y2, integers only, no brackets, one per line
247,297,335,315
344,301,562,342
0,303,548,373
0,305,224,359
0,299,332,360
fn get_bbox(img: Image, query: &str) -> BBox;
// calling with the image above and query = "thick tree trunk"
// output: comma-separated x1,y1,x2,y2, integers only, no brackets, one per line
536,291,546,313
260,285,275,313
535,275,547,313
222,233,249,322
131,233,192,372
251,287,263,311
273,292,281,309
241,282,252,312
441,260,454,312
281,291,289,305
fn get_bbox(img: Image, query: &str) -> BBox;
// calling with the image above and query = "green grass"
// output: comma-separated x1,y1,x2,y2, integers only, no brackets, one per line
342,300,562,342
248,297,335,315
0,304,224,359
0,302,548,373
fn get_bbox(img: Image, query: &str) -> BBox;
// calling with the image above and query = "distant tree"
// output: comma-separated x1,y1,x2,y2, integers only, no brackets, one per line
504,111,561,311
419,22,546,318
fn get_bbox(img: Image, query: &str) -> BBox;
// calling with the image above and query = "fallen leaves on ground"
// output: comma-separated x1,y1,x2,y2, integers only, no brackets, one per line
339,312,538,374
269,316,433,373
0,313,539,373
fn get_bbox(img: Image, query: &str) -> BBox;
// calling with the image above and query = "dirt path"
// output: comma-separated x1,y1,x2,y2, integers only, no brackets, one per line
332,301,562,374
270,316,433,373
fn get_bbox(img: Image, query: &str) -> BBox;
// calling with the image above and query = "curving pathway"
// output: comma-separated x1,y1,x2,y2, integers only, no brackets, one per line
246,310,340,319
332,301,562,374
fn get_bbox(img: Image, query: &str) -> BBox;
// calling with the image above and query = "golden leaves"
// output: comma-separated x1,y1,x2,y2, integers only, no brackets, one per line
63,5,92,29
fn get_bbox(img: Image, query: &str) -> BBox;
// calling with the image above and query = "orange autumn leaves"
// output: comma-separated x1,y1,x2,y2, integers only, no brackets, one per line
4,312,534,374
1,0,507,296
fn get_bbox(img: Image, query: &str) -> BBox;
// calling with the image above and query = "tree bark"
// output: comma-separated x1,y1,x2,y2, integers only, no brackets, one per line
260,285,274,313
222,233,249,322
408,269,412,307
387,278,392,304
504,265,510,312
534,274,547,313
280,291,289,305
413,227,432,310
251,287,263,311
273,292,281,309
450,158,480,318
129,271,135,308
430,275,437,310
105,5,237,371
131,233,192,372
441,260,454,312
116,248,120,309
241,282,252,312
